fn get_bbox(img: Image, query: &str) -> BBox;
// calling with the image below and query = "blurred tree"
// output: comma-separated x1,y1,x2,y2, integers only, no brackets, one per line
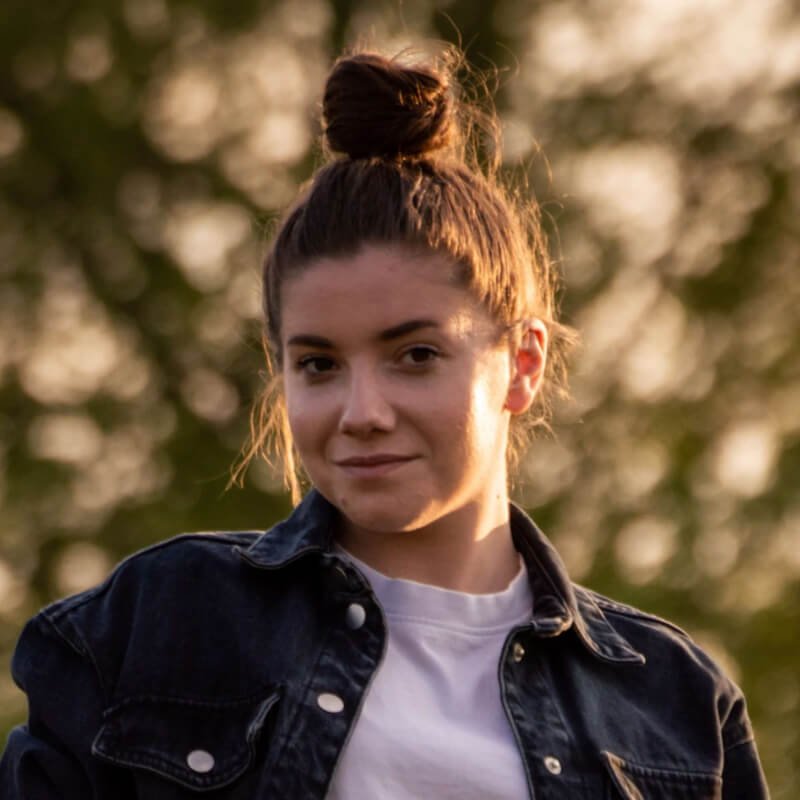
1,0,797,795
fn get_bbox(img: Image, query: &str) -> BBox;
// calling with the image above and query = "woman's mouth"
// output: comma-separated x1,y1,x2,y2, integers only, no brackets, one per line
334,454,418,478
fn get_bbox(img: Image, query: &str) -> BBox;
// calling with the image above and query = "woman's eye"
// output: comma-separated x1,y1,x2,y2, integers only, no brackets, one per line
400,346,439,367
297,355,336,376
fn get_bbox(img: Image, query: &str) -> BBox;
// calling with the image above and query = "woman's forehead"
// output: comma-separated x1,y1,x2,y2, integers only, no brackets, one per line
280,245,489,337
286,244,458,291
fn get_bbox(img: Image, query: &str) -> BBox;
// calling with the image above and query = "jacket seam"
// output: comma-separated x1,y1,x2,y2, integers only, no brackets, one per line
43,532,261,623
589,596,690,638
103,687,278,713
98,748,245,788
39,612,111,706
724,736,756,754
265,599,337,785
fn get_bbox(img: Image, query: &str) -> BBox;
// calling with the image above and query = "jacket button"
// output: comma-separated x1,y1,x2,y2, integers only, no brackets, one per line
345,602,366,630
512,642,525,662
186,749,215,773
543,755,562,775
317,692,345,713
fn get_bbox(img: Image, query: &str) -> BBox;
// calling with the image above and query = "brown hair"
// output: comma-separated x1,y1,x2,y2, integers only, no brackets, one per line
233,49,575,503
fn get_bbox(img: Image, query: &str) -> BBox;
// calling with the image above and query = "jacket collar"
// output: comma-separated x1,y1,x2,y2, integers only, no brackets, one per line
508,503,645,665
238,490,644,665
238,490,337,567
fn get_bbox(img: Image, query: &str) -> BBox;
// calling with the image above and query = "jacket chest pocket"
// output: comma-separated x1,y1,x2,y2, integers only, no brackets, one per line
603,751,722,800
92,690,280,796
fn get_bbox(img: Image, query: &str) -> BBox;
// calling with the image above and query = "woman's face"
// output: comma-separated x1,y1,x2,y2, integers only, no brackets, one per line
280,244,538,538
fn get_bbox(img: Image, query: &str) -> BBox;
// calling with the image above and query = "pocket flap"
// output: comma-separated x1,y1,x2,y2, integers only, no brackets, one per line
601,751,722,800
92,690,279,791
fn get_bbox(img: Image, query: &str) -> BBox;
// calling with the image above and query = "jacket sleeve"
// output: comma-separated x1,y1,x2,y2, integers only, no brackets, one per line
720,692,770,799
0,612,106,799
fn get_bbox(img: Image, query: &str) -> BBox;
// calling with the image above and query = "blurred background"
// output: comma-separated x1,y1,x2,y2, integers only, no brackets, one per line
1,0,798,794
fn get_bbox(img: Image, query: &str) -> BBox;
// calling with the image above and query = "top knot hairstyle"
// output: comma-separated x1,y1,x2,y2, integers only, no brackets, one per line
235,49,576,502
323,53,455,160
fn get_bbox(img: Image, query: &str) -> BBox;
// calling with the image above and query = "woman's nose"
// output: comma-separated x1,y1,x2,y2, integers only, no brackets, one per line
338,369,395,436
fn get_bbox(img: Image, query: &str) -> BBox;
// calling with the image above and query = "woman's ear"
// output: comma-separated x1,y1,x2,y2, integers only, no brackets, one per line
504,320,548,415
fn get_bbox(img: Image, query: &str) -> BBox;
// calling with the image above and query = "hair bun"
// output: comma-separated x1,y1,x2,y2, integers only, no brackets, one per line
323,53,455,160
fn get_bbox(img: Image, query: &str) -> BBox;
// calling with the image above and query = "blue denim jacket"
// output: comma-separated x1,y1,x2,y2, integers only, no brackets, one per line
1,491,769,798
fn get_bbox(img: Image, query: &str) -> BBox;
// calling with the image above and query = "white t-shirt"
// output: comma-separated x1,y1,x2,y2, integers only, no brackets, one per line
327,550,533,799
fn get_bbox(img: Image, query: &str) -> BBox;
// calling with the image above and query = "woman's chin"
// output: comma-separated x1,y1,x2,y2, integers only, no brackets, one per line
334,491,437,538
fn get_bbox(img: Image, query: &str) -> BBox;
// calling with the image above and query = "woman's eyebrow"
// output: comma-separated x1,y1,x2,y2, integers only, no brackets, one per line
286,334,335,349
287,319,440,349
378,319,439,341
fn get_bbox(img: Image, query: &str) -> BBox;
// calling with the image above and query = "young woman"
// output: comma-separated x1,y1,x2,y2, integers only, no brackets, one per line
1,51,768,799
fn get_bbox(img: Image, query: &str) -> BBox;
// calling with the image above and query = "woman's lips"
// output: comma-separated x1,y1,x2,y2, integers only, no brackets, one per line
334,454,418,478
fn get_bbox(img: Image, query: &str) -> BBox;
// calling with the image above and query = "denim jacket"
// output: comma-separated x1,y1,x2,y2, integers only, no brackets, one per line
1,491,769,799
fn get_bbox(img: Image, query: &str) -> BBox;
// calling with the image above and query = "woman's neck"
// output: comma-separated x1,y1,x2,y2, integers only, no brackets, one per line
335,493,520,594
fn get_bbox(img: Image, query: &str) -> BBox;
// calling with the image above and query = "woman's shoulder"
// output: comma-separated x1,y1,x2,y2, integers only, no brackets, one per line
577,585,691,638
28,531,266,659
49,531,259,606
575,583,727,670
572,582,747,690
573,584,751,743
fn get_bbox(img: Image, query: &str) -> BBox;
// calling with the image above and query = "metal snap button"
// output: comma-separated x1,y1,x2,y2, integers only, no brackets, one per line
317,692,344,713
186,749,215,773
345,602,366,630
543,755,562,775
512,641,525,662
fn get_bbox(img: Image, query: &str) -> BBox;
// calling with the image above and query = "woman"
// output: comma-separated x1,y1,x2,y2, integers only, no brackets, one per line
1,51,768,798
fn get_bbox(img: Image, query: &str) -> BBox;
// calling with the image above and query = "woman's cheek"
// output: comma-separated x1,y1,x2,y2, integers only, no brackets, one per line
286,399,319,455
